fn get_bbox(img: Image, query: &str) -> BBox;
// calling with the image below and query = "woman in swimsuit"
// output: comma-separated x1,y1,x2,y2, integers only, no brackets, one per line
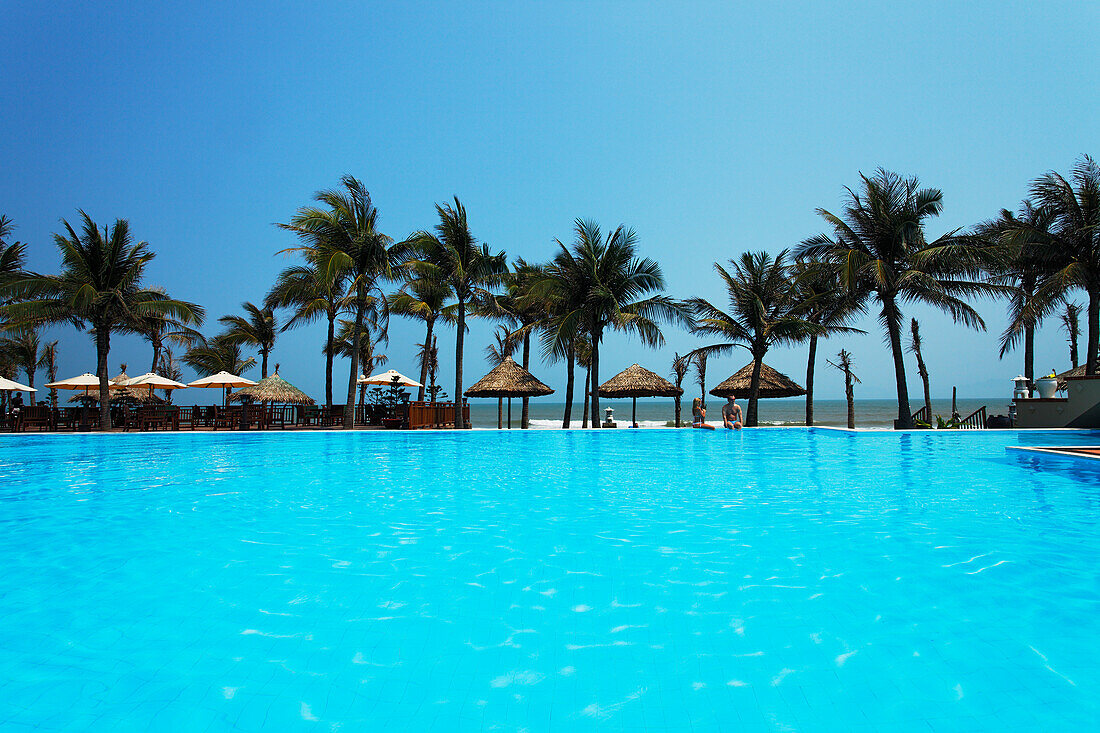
692,397,716,430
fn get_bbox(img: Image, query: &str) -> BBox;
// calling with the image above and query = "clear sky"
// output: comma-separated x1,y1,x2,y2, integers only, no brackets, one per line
2,1,1097,405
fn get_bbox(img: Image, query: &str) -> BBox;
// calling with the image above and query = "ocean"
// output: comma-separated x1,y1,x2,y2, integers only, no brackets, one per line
467,397,1007,430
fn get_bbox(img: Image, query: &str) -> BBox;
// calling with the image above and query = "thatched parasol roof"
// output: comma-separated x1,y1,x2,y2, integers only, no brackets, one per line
1057,365,1084,390
465,356,554,398
598,363,683,398
228,370,315,404
711,361,806,399
71,389,165,405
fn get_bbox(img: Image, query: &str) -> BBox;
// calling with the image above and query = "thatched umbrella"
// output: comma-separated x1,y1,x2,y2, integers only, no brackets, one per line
710,361,806,399
598,363,683,428
228,369,314,405
1056,365,1084,391
465,356,553,429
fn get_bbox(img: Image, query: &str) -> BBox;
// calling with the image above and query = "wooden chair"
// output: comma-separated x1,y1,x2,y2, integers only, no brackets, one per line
17,406,53,432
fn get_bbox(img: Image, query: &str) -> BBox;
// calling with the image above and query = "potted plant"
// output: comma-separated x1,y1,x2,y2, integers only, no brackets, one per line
1034,370,1059,399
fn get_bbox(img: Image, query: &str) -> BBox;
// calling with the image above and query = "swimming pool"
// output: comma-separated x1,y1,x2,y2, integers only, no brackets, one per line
1,429,1097,731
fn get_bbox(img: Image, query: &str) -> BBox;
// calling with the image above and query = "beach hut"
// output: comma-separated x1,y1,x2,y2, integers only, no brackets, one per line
598,363,683,428
710,361,806,399
465,356,554,429
188,371,257,405
228,370,314,405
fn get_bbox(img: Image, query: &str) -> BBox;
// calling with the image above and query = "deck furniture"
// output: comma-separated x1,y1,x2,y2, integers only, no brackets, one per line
16,406,54,432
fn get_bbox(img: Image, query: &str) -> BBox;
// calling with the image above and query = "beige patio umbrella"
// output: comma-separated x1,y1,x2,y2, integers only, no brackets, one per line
464,356,554,429
46,372,125,424
125,372,189,403
598,363,683,428
188,371,257,405
358,369,422,388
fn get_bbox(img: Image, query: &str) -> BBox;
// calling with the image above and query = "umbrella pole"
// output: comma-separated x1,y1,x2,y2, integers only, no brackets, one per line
507,398,512,429
632,397,637,428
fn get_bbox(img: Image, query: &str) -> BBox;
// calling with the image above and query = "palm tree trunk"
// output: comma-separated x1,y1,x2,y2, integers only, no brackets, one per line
262,350,269,379
562,344,575,429
883,296,913,428
1024,325,1034,382
914,341,931,421
674,389,682,428
418,318,434,401
498,397,503,429
455,298,466,429
151,337,161,374
845,369,855,429
325,312,335,408
1084,286,1098,375
581,366,590,429
747,354,764,427
805,334,817,426
589,329,601,428
95,326,111,430
343,302,364,429
521,330,531,429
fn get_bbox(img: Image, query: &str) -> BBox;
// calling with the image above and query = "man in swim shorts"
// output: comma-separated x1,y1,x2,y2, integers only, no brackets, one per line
722,394,743,430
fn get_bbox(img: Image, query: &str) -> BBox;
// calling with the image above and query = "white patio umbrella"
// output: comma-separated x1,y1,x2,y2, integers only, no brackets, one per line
0,376,36,393
126,373,189,402
187,371,257,406
45,372,124,425
358,369,422,388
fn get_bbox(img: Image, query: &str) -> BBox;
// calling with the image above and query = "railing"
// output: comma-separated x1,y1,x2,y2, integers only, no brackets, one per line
912,405,931,424
959,406,986,430
407,400,470,429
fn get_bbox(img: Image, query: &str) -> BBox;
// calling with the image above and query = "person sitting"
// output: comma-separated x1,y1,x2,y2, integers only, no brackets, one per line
692,397,715,430
721,394,743,430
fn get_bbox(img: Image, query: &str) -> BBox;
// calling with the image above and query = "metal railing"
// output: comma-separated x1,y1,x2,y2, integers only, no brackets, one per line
958,406,986,430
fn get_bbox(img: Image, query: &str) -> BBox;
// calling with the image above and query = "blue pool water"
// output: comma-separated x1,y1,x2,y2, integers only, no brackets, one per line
1,428,1098,731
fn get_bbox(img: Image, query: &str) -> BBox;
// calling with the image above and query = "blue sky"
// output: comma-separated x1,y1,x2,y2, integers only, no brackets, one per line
2,1,1097,404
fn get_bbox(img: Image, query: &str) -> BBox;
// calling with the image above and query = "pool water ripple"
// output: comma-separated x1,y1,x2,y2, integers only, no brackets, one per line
1,428,1098,730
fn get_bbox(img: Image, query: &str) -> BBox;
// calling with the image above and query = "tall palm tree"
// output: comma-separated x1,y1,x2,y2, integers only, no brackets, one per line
40,339,59,407
495,259,546,429
279,176,405,428
908,319,931,421
533,245,589,428
792,261,863,425
3,212,204,428
693,350,708,406
388,274,454,401
1,329,40,388
827,349,860,429
994,156,1100,373
670,352,690,427
266,260,348,407
403,198,506,429
798,170,995,428
1061,302,1081,368
541,219,687,428
219,302,278,378
977,201,1059,381
687,251,821,427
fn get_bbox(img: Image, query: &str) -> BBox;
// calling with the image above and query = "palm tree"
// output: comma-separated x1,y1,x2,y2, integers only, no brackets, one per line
670,352,690,427
798,169,995,428
908,319,931,421
533,245,589,428
977,201,1059,382
279,176,405,428
159,345,184,403
494,259,546,429
541,219,687,428
1061,302,1081,368
994,156,1100,373
1,329,40,388
403,198,506,429
792,261,863,425
266,260,348,407
388,274,454,401
484,325,517,428
687,251,821,427
332,318,388,406
3,212,204,428
184,334,256,404
40,339,58,407
827,349,860,429
137,311,203,375
693,350,708,406
219,302,278,378
0,215,27,290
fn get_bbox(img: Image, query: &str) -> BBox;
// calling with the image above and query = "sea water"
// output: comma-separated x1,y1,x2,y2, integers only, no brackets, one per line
0,429,1096,730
